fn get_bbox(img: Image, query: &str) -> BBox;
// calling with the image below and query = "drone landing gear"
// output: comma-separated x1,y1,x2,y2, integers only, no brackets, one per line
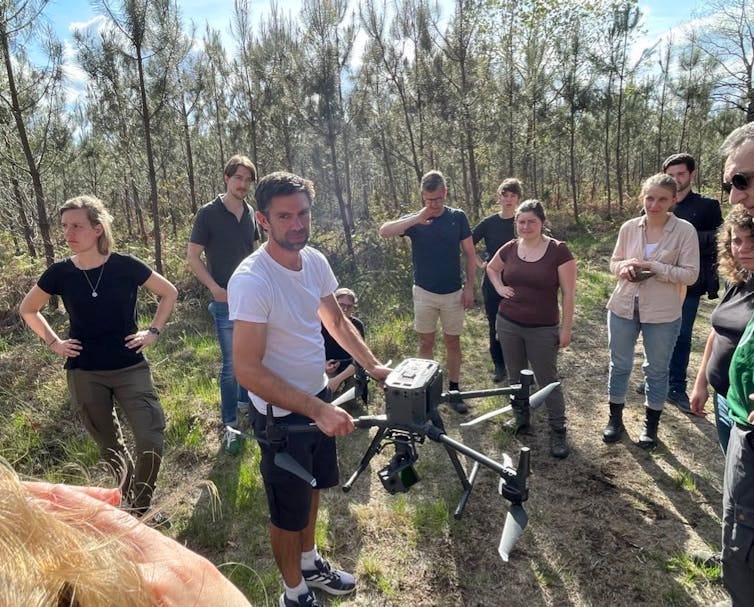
342,417,529,527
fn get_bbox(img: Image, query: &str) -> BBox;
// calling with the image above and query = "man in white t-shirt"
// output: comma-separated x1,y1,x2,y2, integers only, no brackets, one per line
228,171,390,607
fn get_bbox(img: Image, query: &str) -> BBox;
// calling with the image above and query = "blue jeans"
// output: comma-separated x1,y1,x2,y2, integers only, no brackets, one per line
608,308,681,410
714,392,733,455
208,301,250,426
668,294,701,393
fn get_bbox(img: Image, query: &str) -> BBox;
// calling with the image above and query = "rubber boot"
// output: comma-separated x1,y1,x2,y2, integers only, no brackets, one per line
638,408,662,449
602,402,625,443
505,403,530,434
550,428,569,459
493,362,506,383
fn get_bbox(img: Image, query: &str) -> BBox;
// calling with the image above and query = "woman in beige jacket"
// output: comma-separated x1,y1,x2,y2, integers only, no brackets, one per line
602,174,700,449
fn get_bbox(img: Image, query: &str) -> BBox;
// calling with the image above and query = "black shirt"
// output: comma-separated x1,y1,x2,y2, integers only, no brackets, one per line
38,253,152,371
672,191,723,297
472,213,516,259
473,213,515,288
707,279,754,396
189,196,260,289
322,316,365,374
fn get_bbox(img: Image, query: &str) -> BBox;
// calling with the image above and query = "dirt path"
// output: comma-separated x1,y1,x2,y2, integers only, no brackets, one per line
316,303,727,607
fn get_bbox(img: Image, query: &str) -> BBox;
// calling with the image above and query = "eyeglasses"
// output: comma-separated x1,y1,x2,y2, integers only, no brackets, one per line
338,302,354,310
723,173,754,194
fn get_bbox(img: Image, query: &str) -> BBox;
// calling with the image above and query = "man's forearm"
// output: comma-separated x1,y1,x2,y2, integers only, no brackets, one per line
239,362,327,418
379,214,418,237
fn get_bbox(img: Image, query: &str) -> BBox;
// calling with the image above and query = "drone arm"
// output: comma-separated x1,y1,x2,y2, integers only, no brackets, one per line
432,431,521,495
353,414,389,430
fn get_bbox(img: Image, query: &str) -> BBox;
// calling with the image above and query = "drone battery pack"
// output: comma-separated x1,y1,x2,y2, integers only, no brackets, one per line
384,358,443,425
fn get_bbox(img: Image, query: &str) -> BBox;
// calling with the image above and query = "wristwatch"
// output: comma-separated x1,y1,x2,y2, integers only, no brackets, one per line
148,326,161,336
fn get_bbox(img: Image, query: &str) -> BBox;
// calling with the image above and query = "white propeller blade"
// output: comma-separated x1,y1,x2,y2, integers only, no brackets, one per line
459,404,513,427
460,382,560,428
331,386,356,408
498,504,528,562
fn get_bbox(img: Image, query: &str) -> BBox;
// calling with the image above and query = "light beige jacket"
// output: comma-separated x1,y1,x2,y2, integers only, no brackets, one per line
606,214,699,322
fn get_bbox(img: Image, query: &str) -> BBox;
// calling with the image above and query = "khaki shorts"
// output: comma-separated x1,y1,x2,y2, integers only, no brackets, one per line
413,285,465,335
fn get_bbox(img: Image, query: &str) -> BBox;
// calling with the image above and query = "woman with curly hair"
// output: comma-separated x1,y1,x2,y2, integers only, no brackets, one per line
690,207,754,453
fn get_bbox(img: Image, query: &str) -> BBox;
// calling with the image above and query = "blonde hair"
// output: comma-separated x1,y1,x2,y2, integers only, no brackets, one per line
640,173,677,197
334,287,357,305
59,195,115,256
0,462,154,607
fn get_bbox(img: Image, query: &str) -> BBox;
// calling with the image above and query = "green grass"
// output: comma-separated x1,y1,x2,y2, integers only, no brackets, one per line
672,469,698,492
666,552,722,586
0,219,729,606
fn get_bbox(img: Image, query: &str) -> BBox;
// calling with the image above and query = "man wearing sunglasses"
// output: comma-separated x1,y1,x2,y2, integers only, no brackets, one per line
379,170,476,414
639,154,722,413
717,123,754,607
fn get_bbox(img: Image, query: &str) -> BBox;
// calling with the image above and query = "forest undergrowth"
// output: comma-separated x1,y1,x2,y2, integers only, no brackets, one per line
0,214,730,606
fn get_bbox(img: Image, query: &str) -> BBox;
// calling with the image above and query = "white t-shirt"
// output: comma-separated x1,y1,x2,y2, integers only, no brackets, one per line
228,244,338,416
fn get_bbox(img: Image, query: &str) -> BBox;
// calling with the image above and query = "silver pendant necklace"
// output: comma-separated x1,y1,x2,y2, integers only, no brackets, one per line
81,263,105,298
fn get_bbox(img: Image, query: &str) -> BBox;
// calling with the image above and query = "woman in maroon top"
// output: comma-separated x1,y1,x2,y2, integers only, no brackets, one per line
486,200,577,458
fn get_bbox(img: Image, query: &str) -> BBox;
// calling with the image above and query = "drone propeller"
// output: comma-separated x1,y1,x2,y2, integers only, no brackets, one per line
498,503,528,562
224,425,318,487
331,386,356,408
274,452,317,487
459,382,560,428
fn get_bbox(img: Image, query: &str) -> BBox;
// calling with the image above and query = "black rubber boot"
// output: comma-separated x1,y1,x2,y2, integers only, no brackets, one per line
550,428,569,459
506,403,531,434
602,402,625,443
638,408,662,449
493,363,506,383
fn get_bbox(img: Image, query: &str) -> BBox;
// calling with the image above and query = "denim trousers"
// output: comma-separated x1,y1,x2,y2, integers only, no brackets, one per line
668,294,701,393
714,391,733,455
208,300,250,426
607,308,681,410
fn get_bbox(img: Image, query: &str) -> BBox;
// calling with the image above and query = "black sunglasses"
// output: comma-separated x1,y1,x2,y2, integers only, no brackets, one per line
723,173,753,194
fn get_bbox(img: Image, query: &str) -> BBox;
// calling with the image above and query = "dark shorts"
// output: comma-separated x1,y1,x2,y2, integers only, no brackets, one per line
252,388,339,531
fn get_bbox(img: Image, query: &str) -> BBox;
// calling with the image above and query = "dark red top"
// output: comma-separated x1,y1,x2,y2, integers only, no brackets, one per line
497,239,574,327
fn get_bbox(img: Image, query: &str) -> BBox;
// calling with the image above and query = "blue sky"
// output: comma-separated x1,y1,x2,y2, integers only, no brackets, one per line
44,0,706,51
38,0,713,102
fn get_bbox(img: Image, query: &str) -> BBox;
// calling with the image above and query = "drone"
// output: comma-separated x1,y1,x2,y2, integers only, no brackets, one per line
227,358,558,561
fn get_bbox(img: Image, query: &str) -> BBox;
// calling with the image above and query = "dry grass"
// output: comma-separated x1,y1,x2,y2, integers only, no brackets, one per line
0,227,729,606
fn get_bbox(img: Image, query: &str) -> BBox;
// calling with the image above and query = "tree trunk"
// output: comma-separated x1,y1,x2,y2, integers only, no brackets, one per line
1,22,54,265
11,174,37,257
180,95,198,214
135,43,162,273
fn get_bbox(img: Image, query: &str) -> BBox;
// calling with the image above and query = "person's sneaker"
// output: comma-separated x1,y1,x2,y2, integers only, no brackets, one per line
131,507,172,530
635,381,646,395
690,549,722,568
302,557,356,596
223,426,242,456
143,510,172,529
279,590,321,607
449,399,469,414
667,389,692,414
